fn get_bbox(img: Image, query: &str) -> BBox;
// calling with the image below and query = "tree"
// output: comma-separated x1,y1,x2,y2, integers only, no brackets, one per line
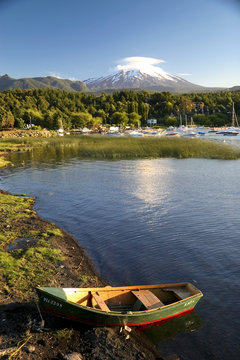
90,117,102,128
128,112,141,127
70,112,92,128
1,110,15,128
24,109,44,127
111,112,129,126
164,116,178,127
139,102,149,125
15,118,25,129
179,97,194,116
127,101,138,113
193,114,211,127
95,109,107,124
0,87,239,130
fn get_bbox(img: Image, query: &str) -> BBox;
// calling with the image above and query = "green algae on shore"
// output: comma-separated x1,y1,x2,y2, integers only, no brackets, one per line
0,156,11,168
0,191,66,299
0,187,103,304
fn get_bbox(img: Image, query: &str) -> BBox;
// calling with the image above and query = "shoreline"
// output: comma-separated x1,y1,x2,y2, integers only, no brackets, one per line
0,131,184,359
1,129,240,163
0,190,174,360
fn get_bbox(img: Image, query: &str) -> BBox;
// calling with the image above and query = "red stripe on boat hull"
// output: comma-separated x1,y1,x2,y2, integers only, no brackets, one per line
42,306,194,327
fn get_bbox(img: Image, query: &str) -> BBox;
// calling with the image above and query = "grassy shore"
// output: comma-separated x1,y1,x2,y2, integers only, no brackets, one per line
1,133,240,167
0,190,101,302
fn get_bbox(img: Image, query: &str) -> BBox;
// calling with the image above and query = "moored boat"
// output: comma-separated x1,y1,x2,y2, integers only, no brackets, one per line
223,131,239,136
36,283,203,327
182,132,199,138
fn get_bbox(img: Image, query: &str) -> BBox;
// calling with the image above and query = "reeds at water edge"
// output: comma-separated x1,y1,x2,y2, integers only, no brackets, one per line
2,135,240,161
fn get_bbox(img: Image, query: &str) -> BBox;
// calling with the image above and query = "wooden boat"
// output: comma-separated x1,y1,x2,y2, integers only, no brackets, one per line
36,283,203,327
36,283,203,326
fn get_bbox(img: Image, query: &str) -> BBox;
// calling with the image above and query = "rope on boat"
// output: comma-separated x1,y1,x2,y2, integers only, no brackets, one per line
34,295,45,329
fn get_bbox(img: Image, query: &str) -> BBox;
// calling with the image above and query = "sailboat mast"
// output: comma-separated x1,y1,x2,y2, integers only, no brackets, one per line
232,102,235,127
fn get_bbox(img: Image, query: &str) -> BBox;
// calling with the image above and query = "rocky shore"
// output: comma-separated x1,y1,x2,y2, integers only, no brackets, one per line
0,190,178,360
0,129,54,138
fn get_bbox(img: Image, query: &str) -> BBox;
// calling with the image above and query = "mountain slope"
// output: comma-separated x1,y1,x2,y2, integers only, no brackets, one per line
84,69,209,93
0,72,236,94
0,74,88,92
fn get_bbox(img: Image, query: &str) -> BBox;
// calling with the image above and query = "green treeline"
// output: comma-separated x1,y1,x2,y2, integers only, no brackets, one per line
0,88,240,130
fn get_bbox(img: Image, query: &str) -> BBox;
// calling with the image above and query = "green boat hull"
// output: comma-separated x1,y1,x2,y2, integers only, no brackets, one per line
36,286,202,327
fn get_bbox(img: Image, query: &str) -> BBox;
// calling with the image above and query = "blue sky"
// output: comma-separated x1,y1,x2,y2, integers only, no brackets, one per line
0,0,239,87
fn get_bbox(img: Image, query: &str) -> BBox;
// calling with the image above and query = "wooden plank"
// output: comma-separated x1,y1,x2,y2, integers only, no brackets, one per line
132,290,164,310
132,298,142,311
92,292,110,312
67,283,186,293
76,294,90,304
163,288,190,300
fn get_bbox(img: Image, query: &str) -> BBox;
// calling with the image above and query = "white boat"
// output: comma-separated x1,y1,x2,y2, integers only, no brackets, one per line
57,128,64,136
182,132,199,138
57,119,64,136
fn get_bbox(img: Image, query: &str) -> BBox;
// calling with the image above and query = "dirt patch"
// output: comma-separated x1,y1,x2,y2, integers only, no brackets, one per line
0,303,162,359
0,190,171,360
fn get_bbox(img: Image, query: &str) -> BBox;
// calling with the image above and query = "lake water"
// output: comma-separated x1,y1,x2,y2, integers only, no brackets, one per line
0,142,240,360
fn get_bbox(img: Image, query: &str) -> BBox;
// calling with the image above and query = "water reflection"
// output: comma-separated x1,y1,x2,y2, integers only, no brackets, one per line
8,141,91,168
139,311,203,345
131,160,172,206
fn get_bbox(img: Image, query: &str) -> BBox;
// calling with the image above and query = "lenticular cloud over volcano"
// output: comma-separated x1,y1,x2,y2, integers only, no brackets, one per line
115,56,171,78
84,56,204,92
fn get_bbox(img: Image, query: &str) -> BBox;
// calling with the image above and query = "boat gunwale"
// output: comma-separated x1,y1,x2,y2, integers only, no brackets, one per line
37,283,203,315
37,282,200,293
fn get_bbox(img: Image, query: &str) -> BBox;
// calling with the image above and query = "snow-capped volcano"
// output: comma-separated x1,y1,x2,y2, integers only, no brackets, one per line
84,57,205,93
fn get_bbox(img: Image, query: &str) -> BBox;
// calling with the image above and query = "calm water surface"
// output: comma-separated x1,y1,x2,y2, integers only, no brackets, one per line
0,146,240,360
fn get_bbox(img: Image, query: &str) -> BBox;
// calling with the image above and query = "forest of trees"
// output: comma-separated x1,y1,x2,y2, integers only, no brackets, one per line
0,88,240,130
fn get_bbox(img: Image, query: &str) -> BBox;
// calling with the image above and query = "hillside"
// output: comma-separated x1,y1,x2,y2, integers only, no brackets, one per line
0,74,88,92
0,73,238,94
84,69,208,93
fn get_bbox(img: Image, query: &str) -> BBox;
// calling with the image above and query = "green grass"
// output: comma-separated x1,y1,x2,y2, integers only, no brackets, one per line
37,135,240,160
0,192,65,298
0,156,11,168
54,328,74,341
0,193,34,231
1,134,240,163
0,140,32,152
0,246,64,292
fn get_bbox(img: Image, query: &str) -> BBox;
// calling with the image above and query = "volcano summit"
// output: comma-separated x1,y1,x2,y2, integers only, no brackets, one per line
84,56,206,93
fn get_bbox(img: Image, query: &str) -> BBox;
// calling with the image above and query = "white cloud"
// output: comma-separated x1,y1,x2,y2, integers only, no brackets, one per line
113,56,175,78
116,56,165,72
47,72,63,79
46,72,77,81
178,73,192,76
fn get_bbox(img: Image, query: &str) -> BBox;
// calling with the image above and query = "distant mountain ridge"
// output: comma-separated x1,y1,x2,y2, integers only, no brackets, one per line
0,73,238,94
0,74,88,92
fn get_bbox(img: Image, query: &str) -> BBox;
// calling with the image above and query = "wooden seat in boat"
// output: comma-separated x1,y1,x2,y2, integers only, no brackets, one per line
132,290,164,310
92,292,110,312
163,287,190,300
